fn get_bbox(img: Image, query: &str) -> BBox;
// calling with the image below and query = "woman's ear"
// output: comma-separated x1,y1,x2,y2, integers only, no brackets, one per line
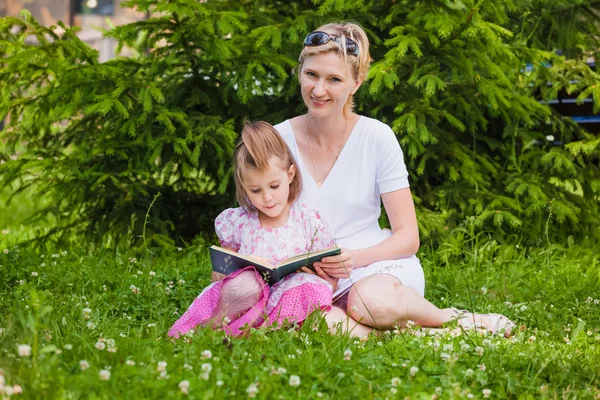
288,164,297,183
352,73,364,95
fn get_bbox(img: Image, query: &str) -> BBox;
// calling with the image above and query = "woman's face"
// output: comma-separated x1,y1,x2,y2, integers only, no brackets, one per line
299,52,360,119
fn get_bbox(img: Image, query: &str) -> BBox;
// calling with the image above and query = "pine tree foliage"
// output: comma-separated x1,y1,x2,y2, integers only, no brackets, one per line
1,0,599,246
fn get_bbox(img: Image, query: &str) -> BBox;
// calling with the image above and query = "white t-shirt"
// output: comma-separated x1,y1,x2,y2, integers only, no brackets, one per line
275,116,410,251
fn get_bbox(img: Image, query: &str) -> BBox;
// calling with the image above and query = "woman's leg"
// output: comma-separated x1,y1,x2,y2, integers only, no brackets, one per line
346,274,515,336
346,275,457,329
325,306,375,338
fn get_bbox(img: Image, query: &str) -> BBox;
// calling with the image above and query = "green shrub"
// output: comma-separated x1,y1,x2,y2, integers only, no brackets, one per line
1,0,599,246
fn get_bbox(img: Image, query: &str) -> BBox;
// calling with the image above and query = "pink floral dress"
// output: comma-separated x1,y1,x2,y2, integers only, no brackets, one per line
168,202,336,337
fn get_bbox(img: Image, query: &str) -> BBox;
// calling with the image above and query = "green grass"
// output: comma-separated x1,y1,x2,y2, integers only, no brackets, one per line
1,193,599,399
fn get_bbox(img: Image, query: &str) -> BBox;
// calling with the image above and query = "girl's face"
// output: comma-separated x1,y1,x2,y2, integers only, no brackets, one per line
242,157,296,221
299,51,361,119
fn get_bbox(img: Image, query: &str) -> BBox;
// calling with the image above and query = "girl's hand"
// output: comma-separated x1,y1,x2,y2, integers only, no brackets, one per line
212,271,227,282
300,265,339,292
313,248,354,279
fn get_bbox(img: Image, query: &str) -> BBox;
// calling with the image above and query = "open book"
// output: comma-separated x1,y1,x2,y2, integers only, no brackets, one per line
209,245,341,285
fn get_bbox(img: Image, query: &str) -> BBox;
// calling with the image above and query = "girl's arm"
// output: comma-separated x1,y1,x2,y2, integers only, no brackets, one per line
315,188,419,278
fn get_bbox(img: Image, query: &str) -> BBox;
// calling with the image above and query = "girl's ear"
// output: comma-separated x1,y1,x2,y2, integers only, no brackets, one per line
288,164,297,183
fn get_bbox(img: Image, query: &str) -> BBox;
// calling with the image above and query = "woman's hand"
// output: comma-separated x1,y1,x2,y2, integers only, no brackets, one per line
313,248,355,279
300,265,339,292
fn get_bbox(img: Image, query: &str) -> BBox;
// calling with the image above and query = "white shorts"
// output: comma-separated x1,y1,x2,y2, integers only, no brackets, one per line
333,255,425,300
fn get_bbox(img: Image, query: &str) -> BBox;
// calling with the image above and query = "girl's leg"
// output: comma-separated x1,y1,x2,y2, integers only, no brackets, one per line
212,269,263,327
346,275,514,335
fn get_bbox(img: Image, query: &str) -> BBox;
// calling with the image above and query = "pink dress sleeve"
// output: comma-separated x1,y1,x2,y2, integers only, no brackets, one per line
305,207,336,251
214,208,241,251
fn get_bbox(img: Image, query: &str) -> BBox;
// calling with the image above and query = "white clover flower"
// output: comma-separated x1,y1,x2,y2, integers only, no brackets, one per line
343,348,352,361
390,388,398,394
246,383,258,398
3,249,8,255
17,344,31,357
87,322,96,330
130,285,140,295
440,352,451,361
481,287,487,294
475,346,484,356
465,368,474,377
179,380,190,395
546,135,555,141
126,360,136,366
149,271,156,277
201,350,212,359
99,369,111,380
289,375,301,387
409,366,419,377
350,305,358,312
157,361,167,372
95,341,106,351
216,380,224,387
201,363,212,373
435,387,442,395
31,271,38,277
467,393,474,399
406,320,416,328
178,247,183,251
317,392,323,398
4,386,14,396
520,305,528,312
13,385,22,395
391,377,401,387
178,279,185,285
80,360,90,370
40,263,46,267
479,363,486,371
483,388,492,398
82,307,92,319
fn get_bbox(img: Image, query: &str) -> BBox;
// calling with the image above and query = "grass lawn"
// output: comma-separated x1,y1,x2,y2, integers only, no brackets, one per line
1,190,599,399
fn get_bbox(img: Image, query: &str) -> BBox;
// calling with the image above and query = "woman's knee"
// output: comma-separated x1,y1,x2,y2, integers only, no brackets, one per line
346,276,410,328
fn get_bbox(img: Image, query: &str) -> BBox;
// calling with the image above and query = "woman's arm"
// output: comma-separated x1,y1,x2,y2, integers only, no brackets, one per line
355,187,420,266
315,187,419,278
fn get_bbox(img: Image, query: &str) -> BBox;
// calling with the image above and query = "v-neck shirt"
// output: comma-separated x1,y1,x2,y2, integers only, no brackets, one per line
275,116,410,250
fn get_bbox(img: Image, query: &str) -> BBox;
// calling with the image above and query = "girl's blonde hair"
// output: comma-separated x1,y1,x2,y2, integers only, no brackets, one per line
234,121,302,212
298,22,373,116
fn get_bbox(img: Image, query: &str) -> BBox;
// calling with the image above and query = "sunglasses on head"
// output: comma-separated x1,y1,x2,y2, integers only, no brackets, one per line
303,31,359,57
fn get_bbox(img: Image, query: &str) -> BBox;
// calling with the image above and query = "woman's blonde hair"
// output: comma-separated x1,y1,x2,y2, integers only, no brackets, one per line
298,22,373,115
234,121,302,212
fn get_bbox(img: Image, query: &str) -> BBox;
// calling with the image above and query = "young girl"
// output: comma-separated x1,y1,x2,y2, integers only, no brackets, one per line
168,121,338,338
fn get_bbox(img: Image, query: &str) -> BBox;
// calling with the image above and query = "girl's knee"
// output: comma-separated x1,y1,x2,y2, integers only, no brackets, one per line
219,270,263,308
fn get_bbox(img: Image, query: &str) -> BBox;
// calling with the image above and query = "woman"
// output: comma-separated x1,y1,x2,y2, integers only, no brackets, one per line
276,22,515,337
